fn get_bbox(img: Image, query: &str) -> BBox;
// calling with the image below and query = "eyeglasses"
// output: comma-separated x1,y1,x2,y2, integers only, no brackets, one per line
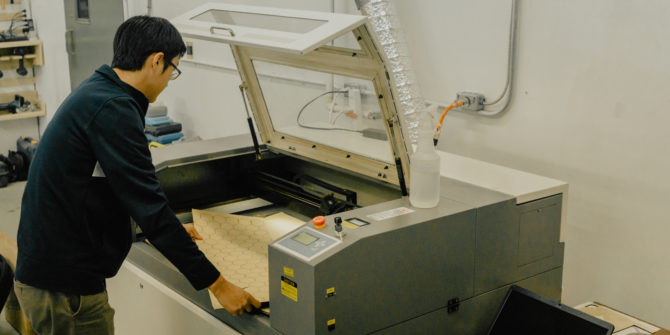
165,59,181,80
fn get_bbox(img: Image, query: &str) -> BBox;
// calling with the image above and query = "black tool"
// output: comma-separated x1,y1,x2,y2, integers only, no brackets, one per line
17,136,38,169
0,150,26,182
0,94,28,114
0,160,8,188
15,47,27,76
0,10,28,42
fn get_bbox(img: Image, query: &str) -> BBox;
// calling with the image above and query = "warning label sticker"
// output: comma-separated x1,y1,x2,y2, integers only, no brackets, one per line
281,276,298,302
367,207,415,221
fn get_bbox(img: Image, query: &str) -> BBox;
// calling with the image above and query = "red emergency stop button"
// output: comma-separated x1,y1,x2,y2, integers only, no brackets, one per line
312,216,326,229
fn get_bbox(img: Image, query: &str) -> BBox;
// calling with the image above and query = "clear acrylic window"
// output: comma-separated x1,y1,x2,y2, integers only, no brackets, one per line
191,10,327,34
252,60,393,164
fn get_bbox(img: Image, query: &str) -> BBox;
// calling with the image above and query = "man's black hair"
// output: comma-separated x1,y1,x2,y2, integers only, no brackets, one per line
111,16,186,72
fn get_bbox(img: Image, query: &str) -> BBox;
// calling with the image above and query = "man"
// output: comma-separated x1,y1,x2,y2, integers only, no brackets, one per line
13,16,260,334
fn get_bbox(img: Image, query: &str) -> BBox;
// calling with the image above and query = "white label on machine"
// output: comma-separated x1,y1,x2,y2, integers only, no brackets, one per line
367,207,415,221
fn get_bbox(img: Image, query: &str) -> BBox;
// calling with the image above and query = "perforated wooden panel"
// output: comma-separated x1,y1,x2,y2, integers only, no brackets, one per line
192,209,304,308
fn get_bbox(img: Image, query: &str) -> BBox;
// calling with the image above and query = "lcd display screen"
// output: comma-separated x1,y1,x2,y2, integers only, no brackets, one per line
292,232,318,246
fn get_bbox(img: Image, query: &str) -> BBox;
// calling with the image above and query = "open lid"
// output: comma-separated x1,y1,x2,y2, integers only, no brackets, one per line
173,3,410,189
171,2,366,55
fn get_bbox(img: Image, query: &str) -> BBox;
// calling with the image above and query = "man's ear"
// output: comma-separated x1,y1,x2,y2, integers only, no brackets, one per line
149,52,165,70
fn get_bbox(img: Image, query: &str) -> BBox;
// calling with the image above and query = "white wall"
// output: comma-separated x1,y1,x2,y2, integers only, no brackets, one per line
26,0,670,328
0,0,70,156
397,0,670,327
32,0,71,128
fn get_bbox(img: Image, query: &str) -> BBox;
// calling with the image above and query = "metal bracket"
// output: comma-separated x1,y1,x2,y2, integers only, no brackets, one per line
210,26,235,37
447,297,460,314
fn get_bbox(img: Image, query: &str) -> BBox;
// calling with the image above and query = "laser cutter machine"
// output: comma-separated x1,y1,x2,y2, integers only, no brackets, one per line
107,4,568,334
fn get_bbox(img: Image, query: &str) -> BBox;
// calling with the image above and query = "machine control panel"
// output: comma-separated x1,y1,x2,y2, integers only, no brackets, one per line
274,227,341,261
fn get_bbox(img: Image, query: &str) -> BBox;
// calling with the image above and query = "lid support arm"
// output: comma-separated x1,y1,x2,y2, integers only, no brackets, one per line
388,120,408,196
239,83,262,160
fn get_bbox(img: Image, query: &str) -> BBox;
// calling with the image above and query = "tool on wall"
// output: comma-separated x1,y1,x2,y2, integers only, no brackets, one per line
0,10,32,42
14,47,27,76
0,94,32,113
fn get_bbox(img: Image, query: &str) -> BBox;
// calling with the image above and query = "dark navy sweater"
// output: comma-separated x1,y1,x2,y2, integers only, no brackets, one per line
15,65,220,295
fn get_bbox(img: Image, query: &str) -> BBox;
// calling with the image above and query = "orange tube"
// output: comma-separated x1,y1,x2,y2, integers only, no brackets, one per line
438,99,463,125
433,100,463,146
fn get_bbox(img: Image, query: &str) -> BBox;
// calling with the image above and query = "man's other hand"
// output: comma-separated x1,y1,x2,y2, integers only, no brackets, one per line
209,276,262,316
182,223,203,242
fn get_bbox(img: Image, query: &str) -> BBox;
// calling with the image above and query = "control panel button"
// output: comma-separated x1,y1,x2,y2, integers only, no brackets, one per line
312,216,326,229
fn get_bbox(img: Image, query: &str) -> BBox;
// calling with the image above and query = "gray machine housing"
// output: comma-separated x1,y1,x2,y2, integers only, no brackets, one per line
126,135,564,335
269,174,563,335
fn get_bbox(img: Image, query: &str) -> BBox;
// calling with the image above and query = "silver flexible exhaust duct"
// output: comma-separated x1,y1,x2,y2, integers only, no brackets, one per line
356,0,423,145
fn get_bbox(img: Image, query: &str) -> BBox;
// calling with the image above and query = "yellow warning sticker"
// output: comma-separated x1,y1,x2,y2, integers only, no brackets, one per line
327,319,336,326
283,266,294,278
281,276,298,302
341,220,359,229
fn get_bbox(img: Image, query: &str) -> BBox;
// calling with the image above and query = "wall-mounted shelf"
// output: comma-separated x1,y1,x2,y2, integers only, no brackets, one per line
0,11,22,22
0,0,23,10
0,108,45,122
0,90,45,123
0,40,45,123
0,54,35,61
0,40,42,65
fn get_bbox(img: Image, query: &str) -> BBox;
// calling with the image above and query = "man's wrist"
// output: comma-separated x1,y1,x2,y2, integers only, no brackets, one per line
209,275,227,293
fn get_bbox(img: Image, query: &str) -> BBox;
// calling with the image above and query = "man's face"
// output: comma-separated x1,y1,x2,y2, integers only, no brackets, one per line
146,54,180,102
159,56,180,91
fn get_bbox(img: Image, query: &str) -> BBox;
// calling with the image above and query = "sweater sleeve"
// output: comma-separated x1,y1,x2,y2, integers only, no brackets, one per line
87,97,220,290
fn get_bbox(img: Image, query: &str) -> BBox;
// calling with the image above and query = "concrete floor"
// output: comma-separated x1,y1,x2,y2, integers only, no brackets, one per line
0,181,22,238
0,181,25,335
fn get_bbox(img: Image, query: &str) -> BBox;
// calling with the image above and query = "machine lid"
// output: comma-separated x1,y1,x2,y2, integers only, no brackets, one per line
171,3,366,55
173,4,411,189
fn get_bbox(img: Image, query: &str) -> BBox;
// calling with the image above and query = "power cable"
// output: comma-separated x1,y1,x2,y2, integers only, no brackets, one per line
297,90,363,133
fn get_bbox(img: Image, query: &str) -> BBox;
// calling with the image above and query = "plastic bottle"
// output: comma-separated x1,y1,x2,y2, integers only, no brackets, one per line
409,111,440,208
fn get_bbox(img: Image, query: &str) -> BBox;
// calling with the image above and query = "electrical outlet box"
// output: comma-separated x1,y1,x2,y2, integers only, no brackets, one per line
185,41,193,59
456,92,485,112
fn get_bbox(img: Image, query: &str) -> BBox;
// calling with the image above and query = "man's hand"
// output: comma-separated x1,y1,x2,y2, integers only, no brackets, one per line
209,276,261,316
182,223,203,242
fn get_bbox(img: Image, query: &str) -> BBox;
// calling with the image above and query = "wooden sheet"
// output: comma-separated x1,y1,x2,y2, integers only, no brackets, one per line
192,209,304,309
575,302,661,333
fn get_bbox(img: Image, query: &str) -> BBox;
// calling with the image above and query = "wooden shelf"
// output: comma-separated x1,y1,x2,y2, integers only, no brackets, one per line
0,76,35,87
0,40,41,49
0,12,20,21
0,108,45,122
0,40,42,65
0,38,44,124
0,0,22,10
0,54,35,61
